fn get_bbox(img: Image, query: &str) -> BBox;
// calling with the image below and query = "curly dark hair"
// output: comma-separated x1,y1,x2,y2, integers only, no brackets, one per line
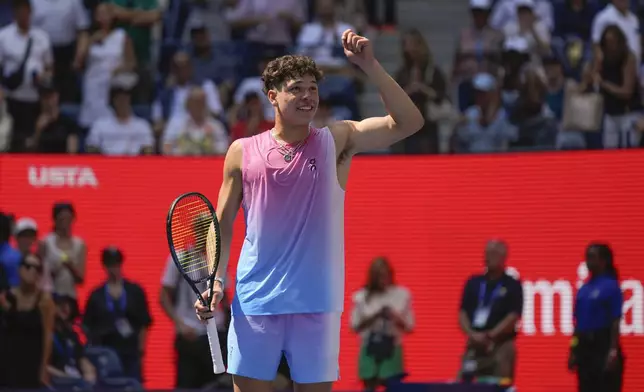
261,55,323,94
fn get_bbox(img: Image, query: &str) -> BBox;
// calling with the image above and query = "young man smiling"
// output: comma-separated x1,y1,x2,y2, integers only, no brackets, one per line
196,29,424,392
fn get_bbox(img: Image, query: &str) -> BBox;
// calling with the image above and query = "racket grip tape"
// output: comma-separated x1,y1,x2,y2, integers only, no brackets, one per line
206,320,226,374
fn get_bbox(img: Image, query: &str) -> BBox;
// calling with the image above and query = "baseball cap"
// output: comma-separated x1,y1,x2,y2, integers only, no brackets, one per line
472,73,497,92
14,217,38,235
470,0,492,9
515,0,535,9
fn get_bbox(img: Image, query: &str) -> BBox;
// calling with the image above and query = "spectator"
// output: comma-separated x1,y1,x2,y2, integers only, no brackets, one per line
225,0,305,55
553,0,599,41
13,217,38,256
363,0,396,31
500,36,532,111
0,212,21,288
591,0,641,66
490,0,554,32
455,72,518,153
395,29,447,154
162,86,229,156
351,257,414,391
78,3,136,134
296,0,355,75
508,66,558,150
86,82,155,155
229,92,275,141
0,93,13,151
160,255,229,389
49,294,97,387
232,58,275,121
0,253,56,388
502,0,551,61
152,51,223,136
0,0,53,153
187,22,235,94
596,25,641,148
27,81,81,153
453,0,504,88
83,247,152,381
109,0,162,99
31,0,90,103
458,240,523,381
40,202,87,305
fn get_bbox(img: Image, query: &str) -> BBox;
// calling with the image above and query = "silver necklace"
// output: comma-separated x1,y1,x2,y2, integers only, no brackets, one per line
271,129,309,162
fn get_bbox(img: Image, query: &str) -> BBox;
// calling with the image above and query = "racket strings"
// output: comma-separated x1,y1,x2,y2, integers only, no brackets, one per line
170,195,218,283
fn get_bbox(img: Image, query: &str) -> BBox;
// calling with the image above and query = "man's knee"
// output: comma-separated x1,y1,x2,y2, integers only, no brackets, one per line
233,374,274,392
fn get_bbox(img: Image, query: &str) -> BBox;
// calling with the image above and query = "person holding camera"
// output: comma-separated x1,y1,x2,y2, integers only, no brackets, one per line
351,257,414,392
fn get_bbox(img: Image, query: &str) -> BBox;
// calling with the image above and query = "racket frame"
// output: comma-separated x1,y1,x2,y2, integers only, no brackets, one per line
166,192,222,310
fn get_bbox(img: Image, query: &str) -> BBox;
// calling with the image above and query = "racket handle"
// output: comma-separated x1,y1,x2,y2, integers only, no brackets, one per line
206,319,226,374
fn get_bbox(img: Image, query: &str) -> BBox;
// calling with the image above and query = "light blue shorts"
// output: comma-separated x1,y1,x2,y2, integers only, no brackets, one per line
227,312,341,383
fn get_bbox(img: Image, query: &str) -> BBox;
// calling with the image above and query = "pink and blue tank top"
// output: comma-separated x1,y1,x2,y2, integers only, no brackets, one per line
233,127,345,315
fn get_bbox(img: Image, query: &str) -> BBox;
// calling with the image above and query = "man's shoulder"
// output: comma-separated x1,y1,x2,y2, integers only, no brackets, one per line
502,273,522,288
31,27,50,41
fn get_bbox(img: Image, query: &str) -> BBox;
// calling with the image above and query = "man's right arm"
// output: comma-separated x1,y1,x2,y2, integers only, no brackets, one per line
209,139,243,288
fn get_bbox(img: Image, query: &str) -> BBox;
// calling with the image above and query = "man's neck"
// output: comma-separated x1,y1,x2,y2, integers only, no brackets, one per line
486,269,504,280
273,120,310,144
16,23,29,35
115,110,131,122
55,228,70,238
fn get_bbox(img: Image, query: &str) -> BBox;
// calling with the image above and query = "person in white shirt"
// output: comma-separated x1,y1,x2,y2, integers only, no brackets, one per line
490,0,554,32
231,58,274,121
31,0,90,102
151,51,223,135
351,257,414,391
502,0,551,61
296,0,355,74
162,86,229,156
86,84,154,155
591,0,641,66
0,0,53,152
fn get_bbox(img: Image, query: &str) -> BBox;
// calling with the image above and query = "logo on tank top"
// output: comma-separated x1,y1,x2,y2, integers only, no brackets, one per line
308,158,317,172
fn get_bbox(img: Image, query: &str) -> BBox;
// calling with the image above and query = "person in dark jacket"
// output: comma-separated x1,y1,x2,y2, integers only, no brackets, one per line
569,243,624,392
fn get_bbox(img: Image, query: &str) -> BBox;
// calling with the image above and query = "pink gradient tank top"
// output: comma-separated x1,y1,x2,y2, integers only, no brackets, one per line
233,127,345,315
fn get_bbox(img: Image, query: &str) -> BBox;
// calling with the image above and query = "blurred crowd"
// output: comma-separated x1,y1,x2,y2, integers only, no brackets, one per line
449,0,644,153
0,0,641,155
0,0,394,155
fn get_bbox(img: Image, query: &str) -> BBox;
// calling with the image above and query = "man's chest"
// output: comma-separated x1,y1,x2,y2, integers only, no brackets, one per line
1,34,46,64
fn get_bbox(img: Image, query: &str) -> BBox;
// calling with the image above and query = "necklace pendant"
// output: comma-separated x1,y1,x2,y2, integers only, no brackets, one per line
284,154,293,162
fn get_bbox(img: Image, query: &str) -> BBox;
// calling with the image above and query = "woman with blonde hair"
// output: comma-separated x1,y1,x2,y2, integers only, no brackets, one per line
351,257,414,391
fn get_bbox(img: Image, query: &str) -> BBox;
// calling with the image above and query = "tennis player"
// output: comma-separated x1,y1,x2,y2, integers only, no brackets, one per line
195,29,424,392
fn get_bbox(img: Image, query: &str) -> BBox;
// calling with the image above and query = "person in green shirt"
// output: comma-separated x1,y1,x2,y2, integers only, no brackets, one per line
108,0,161,102
109,0,161,65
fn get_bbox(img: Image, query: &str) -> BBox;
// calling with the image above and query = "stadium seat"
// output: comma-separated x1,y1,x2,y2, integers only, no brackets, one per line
85,346,124,379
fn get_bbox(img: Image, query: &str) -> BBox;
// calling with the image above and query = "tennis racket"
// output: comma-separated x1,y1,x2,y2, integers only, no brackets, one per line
166,192,225,374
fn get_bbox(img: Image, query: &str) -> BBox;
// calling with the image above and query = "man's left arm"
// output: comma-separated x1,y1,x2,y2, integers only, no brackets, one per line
488,280,523,341
330,30,424,155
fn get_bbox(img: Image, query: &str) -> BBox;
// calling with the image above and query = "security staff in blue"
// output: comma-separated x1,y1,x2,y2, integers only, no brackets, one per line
569,243,624,392
458,240,523,382
83,247,152,381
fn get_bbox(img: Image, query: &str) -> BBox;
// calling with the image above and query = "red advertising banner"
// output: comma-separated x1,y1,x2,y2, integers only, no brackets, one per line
0,152,643,392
